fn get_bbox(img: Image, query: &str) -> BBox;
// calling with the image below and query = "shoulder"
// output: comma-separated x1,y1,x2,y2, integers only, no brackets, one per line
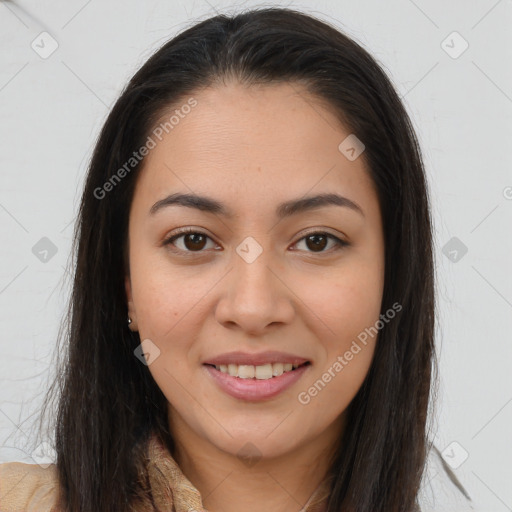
0,461,61,512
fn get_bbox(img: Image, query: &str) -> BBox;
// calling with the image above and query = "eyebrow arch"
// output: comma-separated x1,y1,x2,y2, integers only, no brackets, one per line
149,192,364,219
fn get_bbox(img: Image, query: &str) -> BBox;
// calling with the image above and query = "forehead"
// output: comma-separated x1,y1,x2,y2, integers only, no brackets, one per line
133,81,378,217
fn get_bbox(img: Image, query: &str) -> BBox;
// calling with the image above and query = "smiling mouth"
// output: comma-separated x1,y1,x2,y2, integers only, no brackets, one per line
204,361,311,380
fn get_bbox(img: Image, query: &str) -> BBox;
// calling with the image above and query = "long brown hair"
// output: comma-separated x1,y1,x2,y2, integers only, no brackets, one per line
37,7,437,511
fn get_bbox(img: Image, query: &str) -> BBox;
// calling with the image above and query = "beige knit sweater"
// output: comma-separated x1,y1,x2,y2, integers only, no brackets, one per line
0,432,330,512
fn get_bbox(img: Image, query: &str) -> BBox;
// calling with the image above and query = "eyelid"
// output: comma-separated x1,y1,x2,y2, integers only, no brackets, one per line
296,227,348,244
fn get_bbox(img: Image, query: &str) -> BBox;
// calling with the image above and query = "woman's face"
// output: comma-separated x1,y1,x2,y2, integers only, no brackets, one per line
125,81,385,462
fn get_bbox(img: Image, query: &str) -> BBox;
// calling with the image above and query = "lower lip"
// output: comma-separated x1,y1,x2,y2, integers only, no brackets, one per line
203,363,310,402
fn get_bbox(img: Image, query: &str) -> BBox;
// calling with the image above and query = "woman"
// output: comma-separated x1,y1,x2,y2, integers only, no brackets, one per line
0,7,437,512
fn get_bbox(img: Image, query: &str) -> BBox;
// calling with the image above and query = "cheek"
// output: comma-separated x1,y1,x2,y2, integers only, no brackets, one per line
297,264,383,339
296,278,380,419
131,254,211,336
297,265,382,385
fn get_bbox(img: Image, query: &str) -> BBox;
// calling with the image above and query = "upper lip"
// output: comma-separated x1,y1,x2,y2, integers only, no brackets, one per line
203,351,310,367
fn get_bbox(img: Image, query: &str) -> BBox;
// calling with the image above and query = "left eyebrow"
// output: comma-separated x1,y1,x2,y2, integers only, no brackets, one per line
149,192,365,219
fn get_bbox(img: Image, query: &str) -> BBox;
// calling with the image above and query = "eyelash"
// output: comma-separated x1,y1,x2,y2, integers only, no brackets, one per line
162,227,349,256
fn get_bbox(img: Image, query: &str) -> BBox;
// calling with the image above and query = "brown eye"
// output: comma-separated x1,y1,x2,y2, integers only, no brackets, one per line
184,233,207,251
305,234,328,252
163,229,216,253
163,229,348,256
294,232,348,254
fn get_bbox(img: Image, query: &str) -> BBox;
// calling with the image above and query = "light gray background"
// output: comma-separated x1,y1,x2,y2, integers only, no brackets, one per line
0,1,511,511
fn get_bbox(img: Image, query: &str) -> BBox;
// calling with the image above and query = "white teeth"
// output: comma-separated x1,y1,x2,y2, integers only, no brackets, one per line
255,364,272,379
238,365,255,379
272,363,284,376
215,362,303,379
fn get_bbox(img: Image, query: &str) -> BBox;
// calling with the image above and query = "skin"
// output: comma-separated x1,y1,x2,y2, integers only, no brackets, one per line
125,81,385,512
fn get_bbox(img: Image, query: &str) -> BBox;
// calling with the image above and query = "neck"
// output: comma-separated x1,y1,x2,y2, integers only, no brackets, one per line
169,413,343,512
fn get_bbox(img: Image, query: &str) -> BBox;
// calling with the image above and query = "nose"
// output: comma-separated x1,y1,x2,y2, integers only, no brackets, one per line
214,247,295,336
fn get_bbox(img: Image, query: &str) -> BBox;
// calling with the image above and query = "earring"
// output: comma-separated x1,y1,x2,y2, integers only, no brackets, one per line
127,315,132,325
